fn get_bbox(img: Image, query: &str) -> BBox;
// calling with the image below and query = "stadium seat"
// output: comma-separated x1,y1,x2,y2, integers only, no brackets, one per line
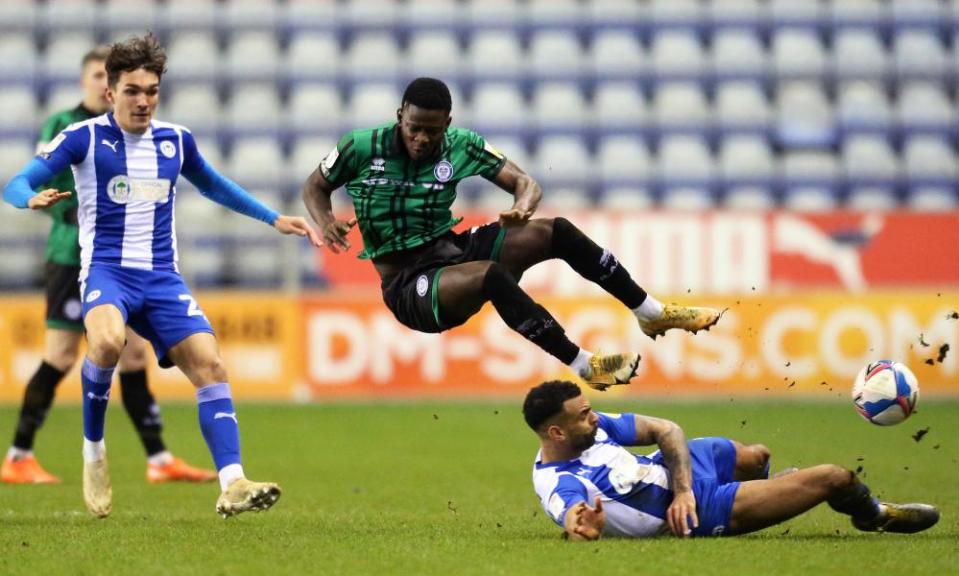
533,136,590,187
226,31,282,81
719,135,776,186
781,187,838,211
529,31,585,80
846,187,899,211
836,82,893,135
768,0,824,28
897,83,954,134
0,87,36,136
42,32,97,82
345,33,402,82
590,30,644,80
465,0,521,29
537,187,593,212
829,0,884,29
893,31,948,81
908,187,958,211
0,0,36,32
650,31,706,80
42,0,99,32
598,187,655,210
587,0,643,28
467,31,524,80
289,136,337,186
166,32,220,82
162,0,219,31
648,0,704,29
597,135,651,189
226,137,286,189
407,31,462,80
711,30,767,80
775,82,835,148
346,0,400,29
0,33,36,84
164,84,220,136
531,82,588,133
403,0,459,29
193,138,226,170
656,135,715,189
0,139,33,184
781,150,839,191
526,0,584,28
832,30,888,81
708,0,766,29
842,136,900,188
102,0,159,32
653,82,710,133
724,186,777,210
483,136,531,173
42,84,83,119
286,84,343,136
346,83,401,127
470,83,529,133
285,32,340,81
890,0,945,29
661,187,716,210
281,0,338,33
714,82,771,134
903,136,958,185
222,0,280,31
225,83,282,134
771,30,827,79
593,82,647,133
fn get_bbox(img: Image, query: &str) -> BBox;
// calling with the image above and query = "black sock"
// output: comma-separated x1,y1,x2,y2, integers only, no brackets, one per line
119,370,166,457
482,263,579,365
551,217,648,309
828,473,881,520
12,361,65,451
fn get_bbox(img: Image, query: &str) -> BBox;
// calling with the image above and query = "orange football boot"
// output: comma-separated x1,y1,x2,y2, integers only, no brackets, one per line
1,455,61,484
147,457,217,483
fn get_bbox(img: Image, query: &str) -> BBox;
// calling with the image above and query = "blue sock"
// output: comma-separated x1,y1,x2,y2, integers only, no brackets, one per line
81,358,115,442
197,383,241,471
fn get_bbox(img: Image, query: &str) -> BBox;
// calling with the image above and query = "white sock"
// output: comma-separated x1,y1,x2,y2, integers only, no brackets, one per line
218,463,245,492
632,295,664,322
147,450,174,467
83,439,106,463
7,447,31,461
569,349,594,379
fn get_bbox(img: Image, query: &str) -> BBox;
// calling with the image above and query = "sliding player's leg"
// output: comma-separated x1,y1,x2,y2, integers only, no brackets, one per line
436,260,639,391
496,218,722,339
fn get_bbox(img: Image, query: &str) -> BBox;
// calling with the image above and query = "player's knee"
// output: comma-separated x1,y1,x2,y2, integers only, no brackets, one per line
118,343,148,371
752,443,771,467
482,261,513,292
47,345,80,372
86,330,125,365
202,355,228,383
821,464,855,491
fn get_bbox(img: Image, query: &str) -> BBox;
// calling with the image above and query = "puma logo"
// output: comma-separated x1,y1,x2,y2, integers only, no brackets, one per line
214,412,238,424
102,139,119,153
86,390,111,402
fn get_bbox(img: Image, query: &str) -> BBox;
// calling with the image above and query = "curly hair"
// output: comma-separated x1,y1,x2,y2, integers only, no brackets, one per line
401,77,452,113
105,32,167,86
522,381,582,432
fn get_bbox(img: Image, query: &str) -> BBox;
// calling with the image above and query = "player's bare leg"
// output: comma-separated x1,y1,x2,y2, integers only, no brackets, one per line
168,333,280,518
80,304,127,518
497,218,722,339
2,329,82,485
437,260,638,391
729,464,938,535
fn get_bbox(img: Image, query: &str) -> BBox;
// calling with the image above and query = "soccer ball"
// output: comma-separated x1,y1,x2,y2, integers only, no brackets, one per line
852,360,919,426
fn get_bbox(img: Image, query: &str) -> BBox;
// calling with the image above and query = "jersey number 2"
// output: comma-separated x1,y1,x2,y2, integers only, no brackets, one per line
178,294,205,318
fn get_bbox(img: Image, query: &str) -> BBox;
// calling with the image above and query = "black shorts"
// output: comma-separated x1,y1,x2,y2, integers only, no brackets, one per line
45,262,83,331
380,223,506,333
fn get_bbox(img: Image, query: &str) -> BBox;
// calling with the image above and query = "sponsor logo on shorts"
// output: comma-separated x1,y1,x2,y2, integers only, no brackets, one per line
712,525,726,536
85,289,102,303
416,275,429,297
160,140,177,158
433,160,453,183
63,298,82,320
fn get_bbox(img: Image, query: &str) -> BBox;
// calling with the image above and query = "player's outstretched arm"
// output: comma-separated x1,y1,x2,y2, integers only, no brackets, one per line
491,159,542,228
563,496,605,541
634,415,699,537
2,159,67,210
301,168,356,254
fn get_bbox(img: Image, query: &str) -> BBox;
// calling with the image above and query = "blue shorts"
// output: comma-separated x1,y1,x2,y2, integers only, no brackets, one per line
81,265,214,368
652,437,740,537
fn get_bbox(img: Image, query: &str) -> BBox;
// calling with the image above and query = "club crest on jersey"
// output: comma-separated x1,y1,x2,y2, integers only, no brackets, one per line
107,176,133,204
433,160,454,183
416,274,429,297
370,158,386,172
160,140,176,159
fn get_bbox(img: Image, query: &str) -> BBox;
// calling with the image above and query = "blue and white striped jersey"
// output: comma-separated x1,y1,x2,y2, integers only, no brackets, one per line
532,413,674,538
34,112,204,279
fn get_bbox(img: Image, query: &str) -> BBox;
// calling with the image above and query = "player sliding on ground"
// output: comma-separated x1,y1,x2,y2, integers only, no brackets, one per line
302,77,721,391
524,381,940,540
3,34,320,518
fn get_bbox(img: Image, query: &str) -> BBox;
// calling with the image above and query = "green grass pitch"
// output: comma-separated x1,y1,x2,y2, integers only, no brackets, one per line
0,399,956,575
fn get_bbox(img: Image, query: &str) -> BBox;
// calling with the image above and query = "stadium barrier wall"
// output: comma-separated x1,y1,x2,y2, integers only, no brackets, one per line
0,291,956,402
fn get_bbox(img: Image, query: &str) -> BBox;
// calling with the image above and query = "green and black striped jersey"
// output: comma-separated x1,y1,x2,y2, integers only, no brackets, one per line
320,123,506,259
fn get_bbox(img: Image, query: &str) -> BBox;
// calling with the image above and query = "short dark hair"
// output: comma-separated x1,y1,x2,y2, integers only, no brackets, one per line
105,32,167,87
522,381,583,432
401,77,452,113
81,45,110,68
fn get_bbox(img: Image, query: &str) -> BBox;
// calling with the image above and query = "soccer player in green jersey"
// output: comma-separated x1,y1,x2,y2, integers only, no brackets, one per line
302,78,722,390
1,46,215,485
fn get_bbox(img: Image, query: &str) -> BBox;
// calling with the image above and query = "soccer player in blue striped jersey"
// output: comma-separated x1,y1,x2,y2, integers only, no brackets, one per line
524,381,939,540
3,34,320,518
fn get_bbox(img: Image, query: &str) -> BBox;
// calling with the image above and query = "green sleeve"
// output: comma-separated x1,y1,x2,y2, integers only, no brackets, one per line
37,112,68,145
319,131,359,189
459,129,507,181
